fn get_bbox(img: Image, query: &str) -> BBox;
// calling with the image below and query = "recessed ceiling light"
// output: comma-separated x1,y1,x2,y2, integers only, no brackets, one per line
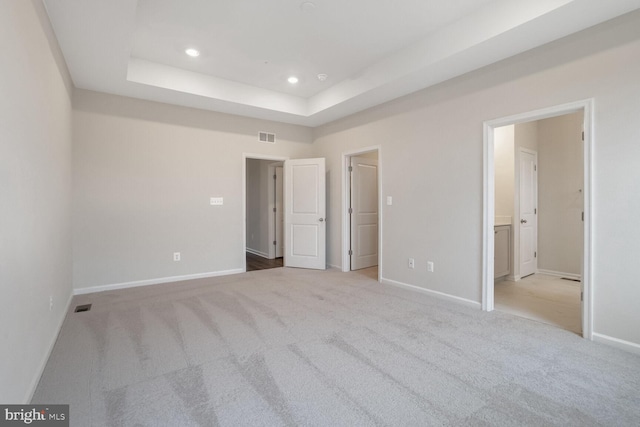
288,76,299,84
185,48,200,57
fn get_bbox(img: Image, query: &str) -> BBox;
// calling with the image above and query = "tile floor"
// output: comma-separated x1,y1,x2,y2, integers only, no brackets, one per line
495,274,582,335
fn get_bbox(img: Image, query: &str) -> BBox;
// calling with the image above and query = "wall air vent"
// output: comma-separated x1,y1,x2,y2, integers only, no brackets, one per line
74,304,92,313
259,132,276,143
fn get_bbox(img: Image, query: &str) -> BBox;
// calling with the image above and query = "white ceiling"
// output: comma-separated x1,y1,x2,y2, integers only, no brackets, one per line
44,0,640,127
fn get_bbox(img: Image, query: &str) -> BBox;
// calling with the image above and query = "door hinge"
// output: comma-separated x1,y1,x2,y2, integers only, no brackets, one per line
582,131,585,141
534,251,537,258
348,166,353,172
348,207,353,214
534,164,537,172
273,174,276,180
273,240,276,246
581,291,583,302
273,207,276,212
534,208,537,214
348,249,353,256
582,212,584,221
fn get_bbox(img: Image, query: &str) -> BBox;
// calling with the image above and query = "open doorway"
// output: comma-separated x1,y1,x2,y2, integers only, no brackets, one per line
483,100,593,339
244,155,286,272
342,147,382,281
243,153,327,272
493,113,583,334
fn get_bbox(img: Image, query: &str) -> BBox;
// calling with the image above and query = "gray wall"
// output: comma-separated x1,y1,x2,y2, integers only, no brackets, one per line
312,12,640,346
72,90,313,290
0,1,73,402
537,112,584,276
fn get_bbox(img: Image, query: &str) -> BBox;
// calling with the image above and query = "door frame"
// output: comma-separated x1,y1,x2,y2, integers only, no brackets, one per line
267,162,284,259
482,99,593,339
242,153,289,272
341,145,382,282
517,147,538,279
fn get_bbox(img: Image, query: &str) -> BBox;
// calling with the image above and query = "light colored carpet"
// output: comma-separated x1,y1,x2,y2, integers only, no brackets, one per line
32,267,640,426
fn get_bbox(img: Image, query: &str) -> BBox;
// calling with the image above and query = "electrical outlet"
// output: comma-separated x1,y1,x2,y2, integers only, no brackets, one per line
173,252,181,261
408,258,415,269
427,261,434,272
49,296,53,311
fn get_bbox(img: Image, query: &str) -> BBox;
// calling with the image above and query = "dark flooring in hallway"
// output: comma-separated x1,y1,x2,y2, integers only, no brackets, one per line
246,252,283,271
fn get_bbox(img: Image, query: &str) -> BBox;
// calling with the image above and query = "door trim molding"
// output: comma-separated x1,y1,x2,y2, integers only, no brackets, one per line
482,99,594,340
341,146,382,282
243,153,289,273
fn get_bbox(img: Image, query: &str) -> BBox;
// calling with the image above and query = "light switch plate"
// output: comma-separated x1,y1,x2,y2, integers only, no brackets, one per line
210,197,224,206
386,196,393,206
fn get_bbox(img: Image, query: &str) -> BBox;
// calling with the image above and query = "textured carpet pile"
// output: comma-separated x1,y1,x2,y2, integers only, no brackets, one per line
33,267,640,426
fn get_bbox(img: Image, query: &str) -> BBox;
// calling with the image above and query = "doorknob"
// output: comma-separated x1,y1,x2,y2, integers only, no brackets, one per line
520,219,527,224
319,218,325,222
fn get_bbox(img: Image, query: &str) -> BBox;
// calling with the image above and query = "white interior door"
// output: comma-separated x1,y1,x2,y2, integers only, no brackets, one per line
519,149,537,278
275,166,284,258
350,157,378,270
284,158,326,270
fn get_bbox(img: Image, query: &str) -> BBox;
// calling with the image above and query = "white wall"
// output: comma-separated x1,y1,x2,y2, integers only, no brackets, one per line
494,125,515,223
246,159,272,257
537,112,584,276
312,11,640,346
72,90,313,290
0,1,73,402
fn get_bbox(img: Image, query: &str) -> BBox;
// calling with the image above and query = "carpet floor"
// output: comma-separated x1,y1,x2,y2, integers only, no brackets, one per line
32,267,640,426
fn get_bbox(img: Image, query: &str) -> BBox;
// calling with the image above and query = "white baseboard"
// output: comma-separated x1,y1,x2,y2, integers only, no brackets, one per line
537,269,581,281
380,277,481,309
26,290,74,403
327,263,341,270
593,332,640,355
246,248,270,259
73,268,244,295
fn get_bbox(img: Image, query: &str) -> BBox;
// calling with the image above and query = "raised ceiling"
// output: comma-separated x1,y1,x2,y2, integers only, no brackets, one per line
44,0,640,127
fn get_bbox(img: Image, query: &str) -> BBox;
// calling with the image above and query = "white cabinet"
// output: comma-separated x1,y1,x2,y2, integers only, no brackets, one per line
494,225,511,279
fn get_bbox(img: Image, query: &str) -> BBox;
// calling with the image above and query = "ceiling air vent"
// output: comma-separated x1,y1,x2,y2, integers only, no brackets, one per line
259,132,276,144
